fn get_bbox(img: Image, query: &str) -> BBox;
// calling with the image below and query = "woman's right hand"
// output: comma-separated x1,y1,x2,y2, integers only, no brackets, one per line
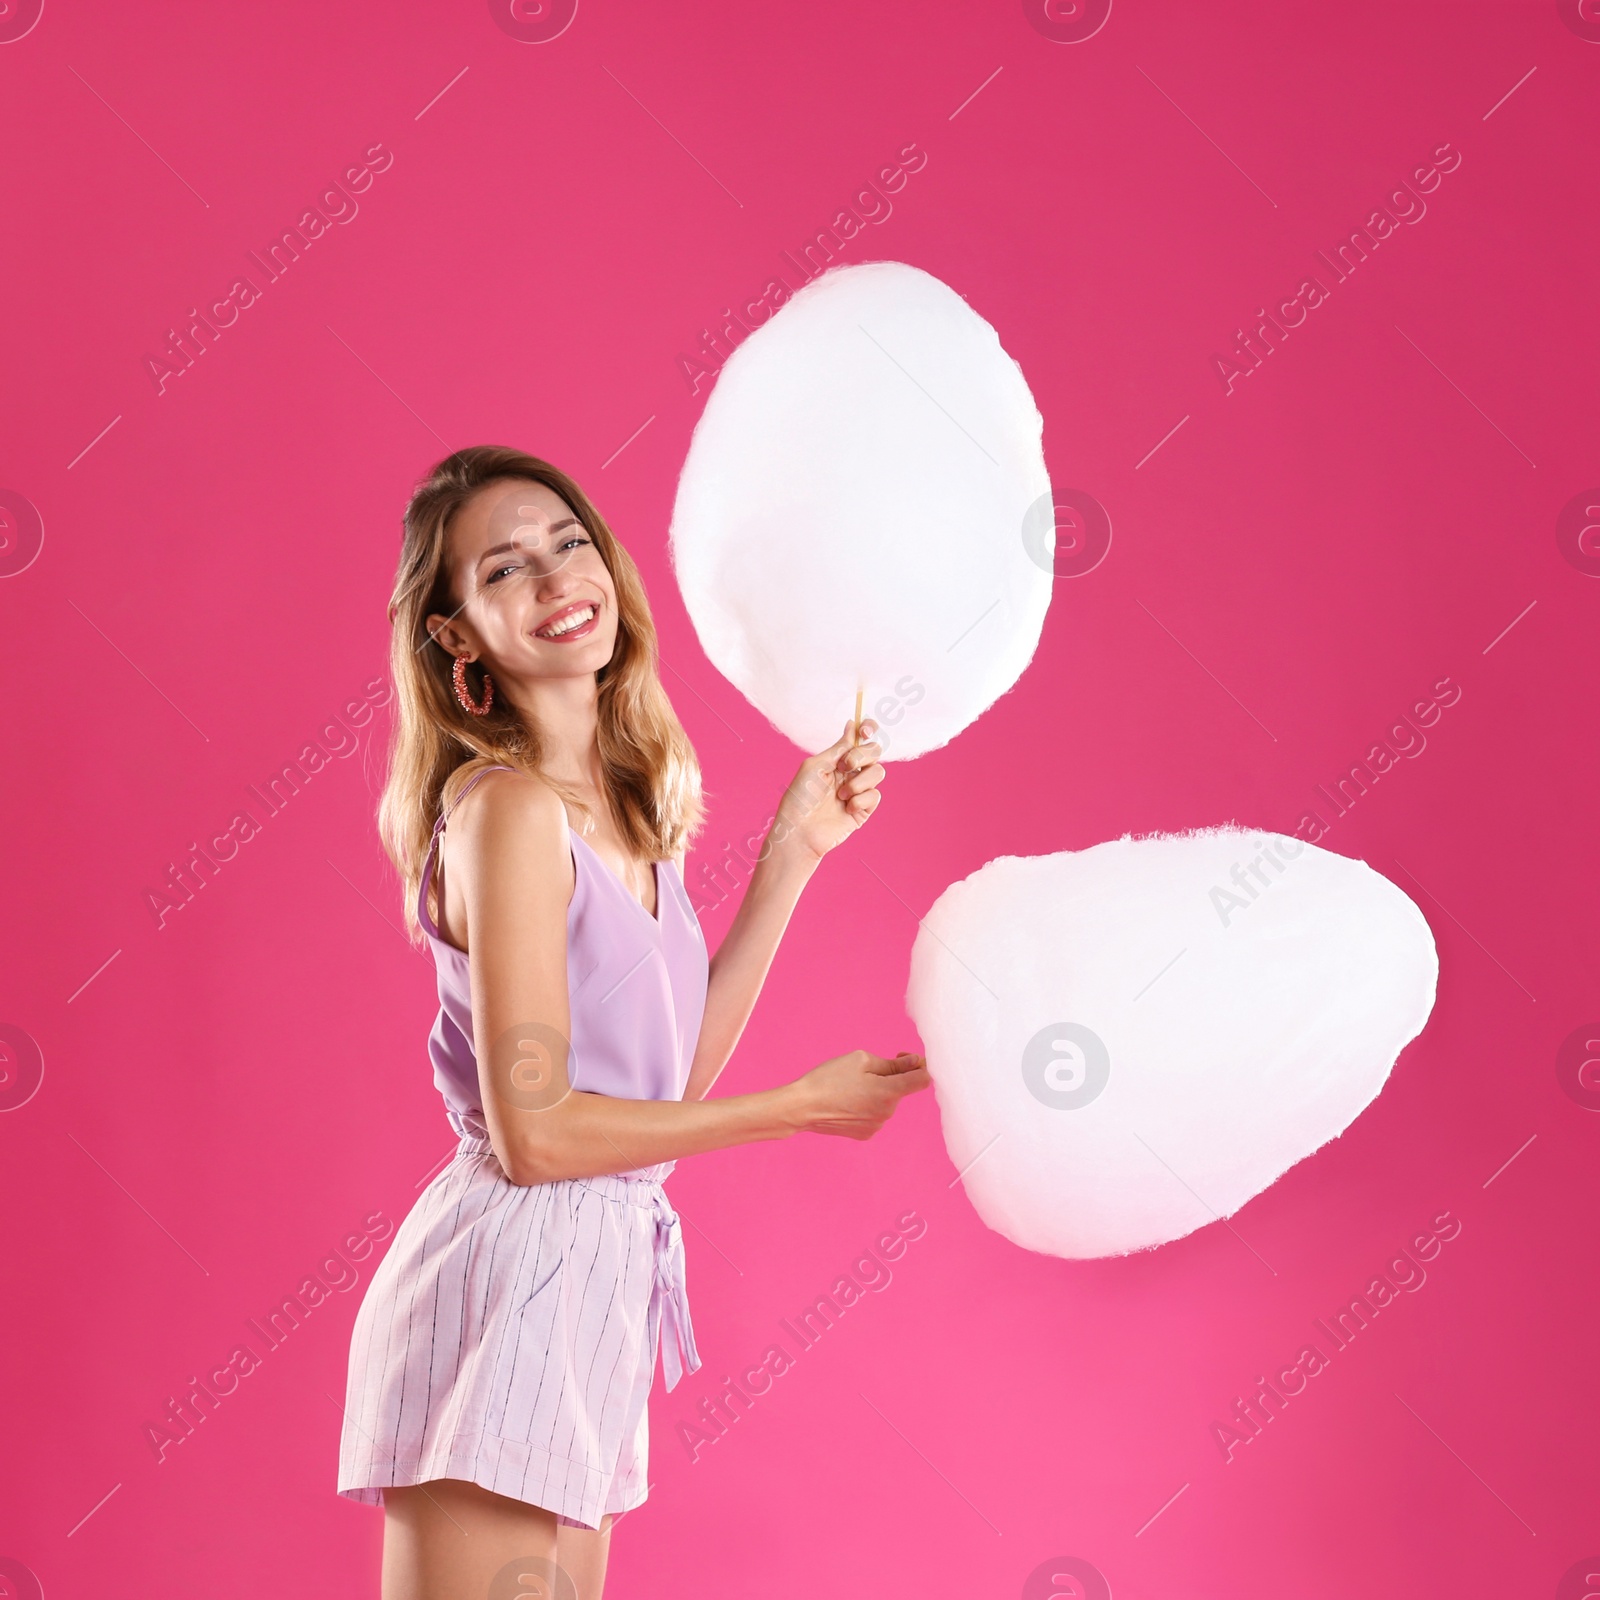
785,1049,931,1140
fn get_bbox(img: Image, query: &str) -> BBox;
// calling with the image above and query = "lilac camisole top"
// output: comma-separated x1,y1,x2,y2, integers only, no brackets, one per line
416,764,709,1166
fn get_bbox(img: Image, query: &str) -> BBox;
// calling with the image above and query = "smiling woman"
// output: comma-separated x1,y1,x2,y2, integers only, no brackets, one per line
336,446,929,1599
377,452,696,886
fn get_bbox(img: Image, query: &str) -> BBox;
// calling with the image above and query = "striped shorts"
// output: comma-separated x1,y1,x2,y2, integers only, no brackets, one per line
337,1134,701,1531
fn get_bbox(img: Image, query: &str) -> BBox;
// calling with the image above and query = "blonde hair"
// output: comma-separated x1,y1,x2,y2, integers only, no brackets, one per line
377,445,705,940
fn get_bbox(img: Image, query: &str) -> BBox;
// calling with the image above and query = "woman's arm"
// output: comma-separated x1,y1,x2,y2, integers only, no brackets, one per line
450,763,922,1185
683,720,885,1102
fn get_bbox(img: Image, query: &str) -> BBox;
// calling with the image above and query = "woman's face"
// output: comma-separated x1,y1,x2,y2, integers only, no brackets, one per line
426,477,620,686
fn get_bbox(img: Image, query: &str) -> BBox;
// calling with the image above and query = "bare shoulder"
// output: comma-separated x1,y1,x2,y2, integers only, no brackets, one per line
449,763,569,854
435,766,573,949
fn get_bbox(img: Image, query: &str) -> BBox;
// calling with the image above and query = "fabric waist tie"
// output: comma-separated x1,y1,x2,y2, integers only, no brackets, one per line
455,1134,703,1393
649,1185,701,1393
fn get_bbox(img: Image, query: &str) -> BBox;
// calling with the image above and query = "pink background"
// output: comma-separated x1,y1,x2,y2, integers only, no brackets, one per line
4,1,1599,1595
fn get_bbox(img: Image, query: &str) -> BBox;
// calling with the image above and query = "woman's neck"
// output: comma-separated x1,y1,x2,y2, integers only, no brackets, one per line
505,674,603,789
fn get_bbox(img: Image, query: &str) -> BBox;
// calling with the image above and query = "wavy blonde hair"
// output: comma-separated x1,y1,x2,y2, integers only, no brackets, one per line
378,445,705,941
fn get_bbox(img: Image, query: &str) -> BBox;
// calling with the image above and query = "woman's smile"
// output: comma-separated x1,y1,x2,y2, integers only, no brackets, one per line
532,600,600,641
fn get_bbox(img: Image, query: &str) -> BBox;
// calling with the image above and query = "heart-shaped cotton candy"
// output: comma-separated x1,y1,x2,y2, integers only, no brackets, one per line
669,260,1052,760
905,827,1439,1259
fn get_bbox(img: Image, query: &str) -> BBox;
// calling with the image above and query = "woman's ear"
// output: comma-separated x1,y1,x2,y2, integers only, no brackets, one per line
425,612,471,658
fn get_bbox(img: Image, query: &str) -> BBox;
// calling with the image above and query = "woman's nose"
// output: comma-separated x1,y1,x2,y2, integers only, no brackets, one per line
536,564,580,591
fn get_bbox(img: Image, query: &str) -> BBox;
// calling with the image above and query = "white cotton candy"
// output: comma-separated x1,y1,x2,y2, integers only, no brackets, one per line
905,827,1439,1259
669,261,1053,760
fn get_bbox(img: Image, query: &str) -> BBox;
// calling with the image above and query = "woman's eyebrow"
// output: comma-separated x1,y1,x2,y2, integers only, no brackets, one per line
475,517,581,566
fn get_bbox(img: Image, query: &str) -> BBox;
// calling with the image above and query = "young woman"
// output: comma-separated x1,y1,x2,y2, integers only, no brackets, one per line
337,446,930,1599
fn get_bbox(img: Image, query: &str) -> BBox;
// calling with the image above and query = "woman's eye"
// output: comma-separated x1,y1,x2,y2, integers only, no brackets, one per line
486,538,588,582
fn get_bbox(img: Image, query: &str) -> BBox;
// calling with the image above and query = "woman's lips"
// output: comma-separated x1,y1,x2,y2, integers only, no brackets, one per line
533,601,600,642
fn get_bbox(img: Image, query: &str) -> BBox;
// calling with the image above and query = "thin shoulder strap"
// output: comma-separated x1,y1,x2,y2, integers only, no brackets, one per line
438,763,521,833
418,764,521,935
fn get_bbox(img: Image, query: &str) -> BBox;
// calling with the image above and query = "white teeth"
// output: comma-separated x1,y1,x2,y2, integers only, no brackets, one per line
538,604,596,638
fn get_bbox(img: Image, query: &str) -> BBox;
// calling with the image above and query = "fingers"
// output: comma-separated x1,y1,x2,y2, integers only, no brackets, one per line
822,716,879,759
871,1053,931,1099
814,721,887,824
845,793,880,829
834,739,883,777
834,722,884,817
841,784,881,833
835,759,885,800
803,1049,928,1141
826,719,881,761
864,1051,926,1076
812,725,884,809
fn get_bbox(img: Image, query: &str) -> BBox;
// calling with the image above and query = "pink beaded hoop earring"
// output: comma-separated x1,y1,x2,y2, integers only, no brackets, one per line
453,654,494,717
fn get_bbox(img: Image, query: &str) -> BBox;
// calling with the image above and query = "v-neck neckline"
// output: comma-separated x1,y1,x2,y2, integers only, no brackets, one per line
570,826,662,927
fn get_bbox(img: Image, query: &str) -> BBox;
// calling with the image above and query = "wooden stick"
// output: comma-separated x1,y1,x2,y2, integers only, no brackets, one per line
853,685,864,747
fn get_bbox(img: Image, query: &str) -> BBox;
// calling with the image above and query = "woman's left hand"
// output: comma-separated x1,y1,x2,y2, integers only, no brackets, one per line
770,718,886,864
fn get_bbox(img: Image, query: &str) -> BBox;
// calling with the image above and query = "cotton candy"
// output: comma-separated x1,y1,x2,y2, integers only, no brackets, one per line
905,827,1439,1259
668,261,1053,759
